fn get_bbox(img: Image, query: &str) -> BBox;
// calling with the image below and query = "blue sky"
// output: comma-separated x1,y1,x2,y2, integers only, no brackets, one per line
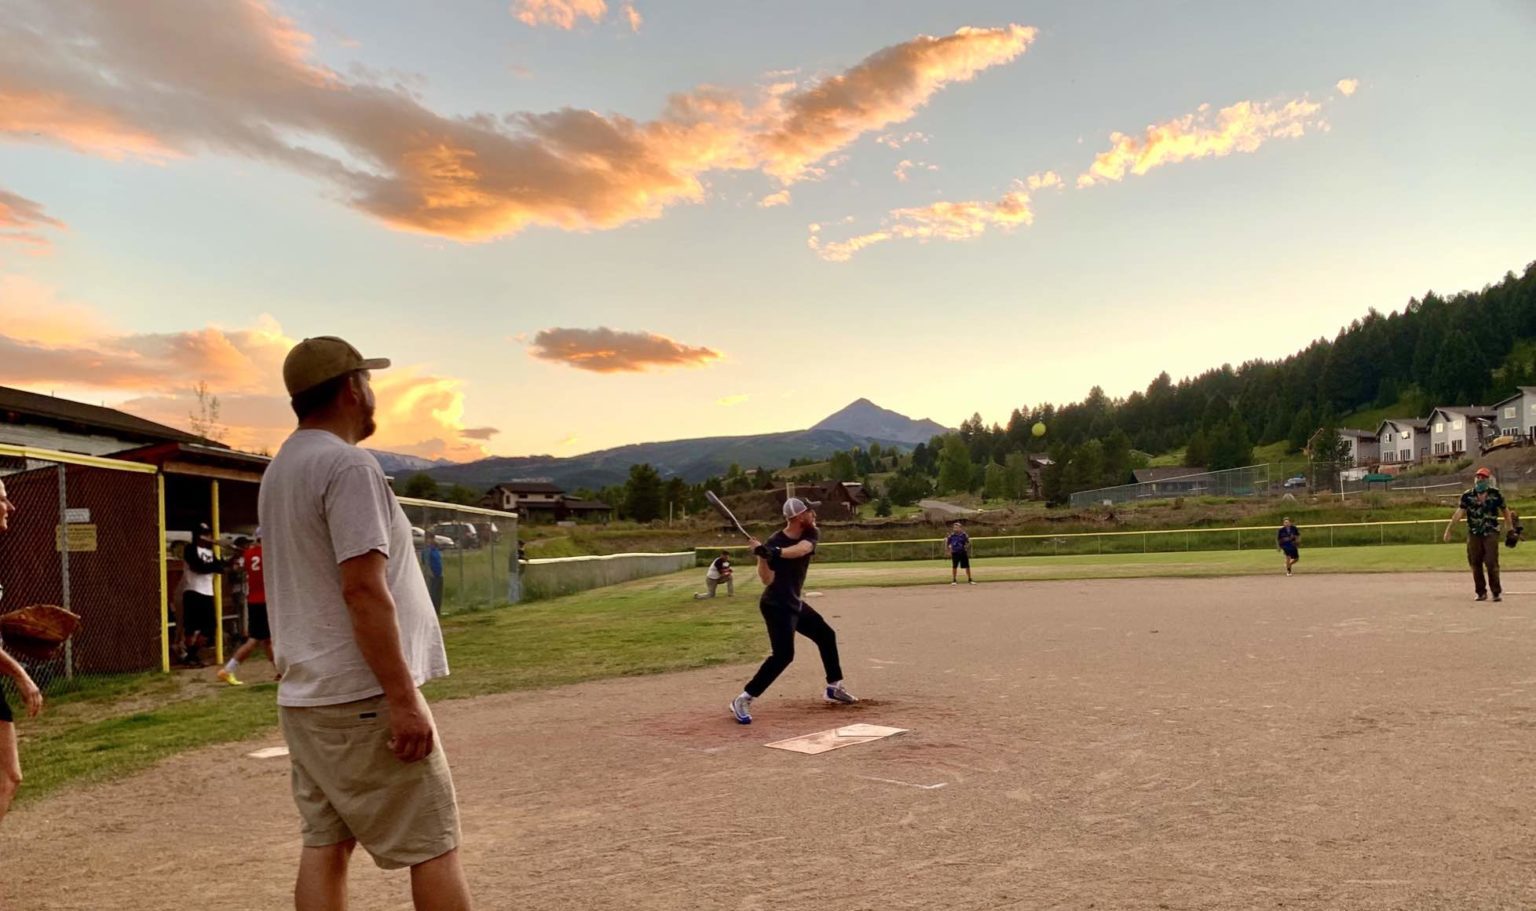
1,0,1533,459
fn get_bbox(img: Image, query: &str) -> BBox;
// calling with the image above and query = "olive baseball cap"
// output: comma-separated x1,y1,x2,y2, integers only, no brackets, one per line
283,336,391,396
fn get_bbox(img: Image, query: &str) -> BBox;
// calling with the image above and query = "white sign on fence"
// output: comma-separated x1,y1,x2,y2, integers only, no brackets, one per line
65,508,91,523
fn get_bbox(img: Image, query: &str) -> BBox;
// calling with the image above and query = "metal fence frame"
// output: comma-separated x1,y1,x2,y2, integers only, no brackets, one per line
1070,464,1275,508
397,496,521,612
0,443,168,681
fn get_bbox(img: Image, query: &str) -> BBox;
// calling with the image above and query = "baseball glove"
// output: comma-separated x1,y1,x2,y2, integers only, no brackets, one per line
1507,525,1525,550
0,604,82,661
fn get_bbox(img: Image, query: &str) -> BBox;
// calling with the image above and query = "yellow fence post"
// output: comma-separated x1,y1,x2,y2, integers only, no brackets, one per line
211,478,223,667
158,473,170,674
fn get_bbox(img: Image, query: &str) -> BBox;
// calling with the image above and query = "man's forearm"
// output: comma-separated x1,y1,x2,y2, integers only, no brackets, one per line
343,589,419,702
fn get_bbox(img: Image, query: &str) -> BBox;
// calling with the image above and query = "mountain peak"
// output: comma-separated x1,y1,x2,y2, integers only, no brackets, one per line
811,399,951,445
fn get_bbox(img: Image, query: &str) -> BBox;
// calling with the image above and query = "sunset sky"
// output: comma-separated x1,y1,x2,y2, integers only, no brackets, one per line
2,0,1534,460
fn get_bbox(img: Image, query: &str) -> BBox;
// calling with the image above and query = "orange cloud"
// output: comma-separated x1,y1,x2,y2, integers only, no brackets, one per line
811,171,1060,262
529,327,721,373
0,293,493,459
0,187,66,251
1076,94,1329,188
756,25,1036,183
621,3,642,32
759,189,792,208
876,131,928,150
0,5,1031,241
513,0,610,29
1336,78,1359,97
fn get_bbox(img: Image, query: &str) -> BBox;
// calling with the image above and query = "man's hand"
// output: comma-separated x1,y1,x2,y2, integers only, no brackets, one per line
19,676,42,718
1443,529,1453,543
387,689,435,763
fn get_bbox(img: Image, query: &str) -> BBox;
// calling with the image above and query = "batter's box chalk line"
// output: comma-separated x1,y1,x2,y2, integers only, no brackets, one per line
247,746,290,760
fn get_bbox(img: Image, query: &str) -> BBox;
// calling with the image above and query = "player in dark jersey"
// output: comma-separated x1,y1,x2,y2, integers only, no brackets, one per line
730,497,856,724
1277,517,1301,576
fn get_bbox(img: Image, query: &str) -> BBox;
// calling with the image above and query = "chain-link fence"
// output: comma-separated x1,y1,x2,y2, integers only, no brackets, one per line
1070,464,1274,507
398,497,521,613
0,446,164,695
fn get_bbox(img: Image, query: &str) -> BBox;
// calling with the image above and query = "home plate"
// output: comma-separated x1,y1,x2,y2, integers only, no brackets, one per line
247,746,290,760
764,723,907,755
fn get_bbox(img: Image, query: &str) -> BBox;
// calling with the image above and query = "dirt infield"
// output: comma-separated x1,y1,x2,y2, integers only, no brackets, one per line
8,572,1536,909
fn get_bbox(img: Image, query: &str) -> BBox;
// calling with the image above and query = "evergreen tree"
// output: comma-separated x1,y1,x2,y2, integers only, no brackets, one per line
400,472,439,499
937,435,973,494
624,463,664,523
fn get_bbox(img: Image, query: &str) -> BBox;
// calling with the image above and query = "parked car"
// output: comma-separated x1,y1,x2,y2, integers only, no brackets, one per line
429,521,480,549
1283,476,1307,489
411,526,456,548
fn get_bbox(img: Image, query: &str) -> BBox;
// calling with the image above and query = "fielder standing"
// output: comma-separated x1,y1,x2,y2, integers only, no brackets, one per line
946,521,974,585
1444,466,1519,602
730,498,856,724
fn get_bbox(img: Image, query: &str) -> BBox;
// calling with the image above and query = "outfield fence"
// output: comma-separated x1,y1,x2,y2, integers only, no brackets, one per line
397,498,520,612
522,552,695,601
1071,464,1273,508
696,519,1470,566
0,445,164,694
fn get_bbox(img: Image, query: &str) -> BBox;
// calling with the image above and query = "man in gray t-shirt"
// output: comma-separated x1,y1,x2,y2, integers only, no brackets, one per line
259,335,472,910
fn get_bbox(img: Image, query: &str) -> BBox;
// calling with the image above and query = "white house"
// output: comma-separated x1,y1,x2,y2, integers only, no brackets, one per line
1490,387,1536,440
1375,419,1428,464
482,481,565,512
1337,428,1379,466
1427,407,1495,460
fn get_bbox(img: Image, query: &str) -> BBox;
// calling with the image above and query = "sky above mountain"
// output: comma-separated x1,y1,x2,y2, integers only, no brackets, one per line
1,0,1533,460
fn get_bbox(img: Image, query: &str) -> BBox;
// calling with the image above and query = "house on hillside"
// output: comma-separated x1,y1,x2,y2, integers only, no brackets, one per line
775,481,863,519
482,481,564,514
1131,467,1209,496
1491,387,1536,440
0,384,203,456
1427,407,1495,460
1308,427,1378,466
480,481,610,523
1376,419,1429,464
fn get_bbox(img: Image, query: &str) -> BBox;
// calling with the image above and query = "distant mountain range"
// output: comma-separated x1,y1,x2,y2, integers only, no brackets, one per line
405,399,951,490
366,450,454,476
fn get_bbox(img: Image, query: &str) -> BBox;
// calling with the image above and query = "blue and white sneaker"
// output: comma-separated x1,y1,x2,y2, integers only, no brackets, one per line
824,682,858,705
730,693,753,724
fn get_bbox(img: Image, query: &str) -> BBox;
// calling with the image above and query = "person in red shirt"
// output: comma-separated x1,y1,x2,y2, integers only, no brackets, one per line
219,529,276,685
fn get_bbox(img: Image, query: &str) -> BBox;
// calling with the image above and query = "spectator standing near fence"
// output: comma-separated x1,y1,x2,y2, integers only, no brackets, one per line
260,336,471,910
424,538,444,615
1444,467,1518,603
0,478,44,828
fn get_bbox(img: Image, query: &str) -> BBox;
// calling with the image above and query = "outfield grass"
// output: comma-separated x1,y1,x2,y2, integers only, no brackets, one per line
15,539,1530,802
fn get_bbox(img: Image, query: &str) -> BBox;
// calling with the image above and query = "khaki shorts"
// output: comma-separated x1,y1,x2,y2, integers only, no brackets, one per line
279,694,460,870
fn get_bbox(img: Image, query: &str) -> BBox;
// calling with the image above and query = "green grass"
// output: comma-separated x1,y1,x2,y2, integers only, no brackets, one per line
1339,392,1425,433
14,576,757,804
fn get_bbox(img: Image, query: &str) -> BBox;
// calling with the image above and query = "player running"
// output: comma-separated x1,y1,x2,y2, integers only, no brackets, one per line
219,528,275,685
1277,517,1301,576
946,521,974,585
729,498,856,724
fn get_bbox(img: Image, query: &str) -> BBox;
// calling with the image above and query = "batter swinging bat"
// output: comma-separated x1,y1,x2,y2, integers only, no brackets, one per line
704,491,753,542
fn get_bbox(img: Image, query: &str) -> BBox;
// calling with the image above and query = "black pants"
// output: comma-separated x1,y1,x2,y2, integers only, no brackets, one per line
744,599,843,698
427,575,444,614
1468,533,1502,597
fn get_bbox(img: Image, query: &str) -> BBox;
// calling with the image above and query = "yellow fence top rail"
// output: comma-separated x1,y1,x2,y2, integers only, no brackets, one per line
0,443,159,475
396,496,519,520
695,517,1453,551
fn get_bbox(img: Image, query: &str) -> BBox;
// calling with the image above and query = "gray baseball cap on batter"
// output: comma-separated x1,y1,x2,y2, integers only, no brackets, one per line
783,497,817,519
283,336,391,396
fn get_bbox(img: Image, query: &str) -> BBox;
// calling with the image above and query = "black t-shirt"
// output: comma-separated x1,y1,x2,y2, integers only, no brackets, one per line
762,526,818,608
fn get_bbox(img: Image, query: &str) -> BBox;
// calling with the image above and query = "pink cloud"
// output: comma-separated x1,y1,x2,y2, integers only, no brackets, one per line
0,187,66,251
0,5,1033,241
